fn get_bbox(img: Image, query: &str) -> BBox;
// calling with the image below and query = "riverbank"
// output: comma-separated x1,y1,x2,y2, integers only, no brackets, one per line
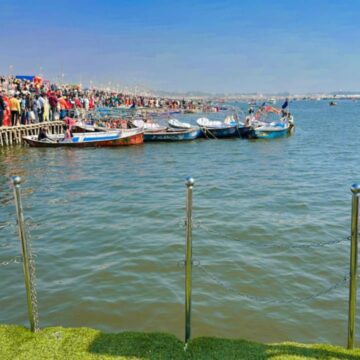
0,325,359,359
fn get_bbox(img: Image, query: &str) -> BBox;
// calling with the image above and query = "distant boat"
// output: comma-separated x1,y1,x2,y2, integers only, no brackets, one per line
23,129,144,147
196,117,238,139
329,101,337,106
268,98,276,104
144,128,201,141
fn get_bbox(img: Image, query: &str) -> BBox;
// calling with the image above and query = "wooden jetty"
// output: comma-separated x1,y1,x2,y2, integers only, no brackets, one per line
0,121,64,147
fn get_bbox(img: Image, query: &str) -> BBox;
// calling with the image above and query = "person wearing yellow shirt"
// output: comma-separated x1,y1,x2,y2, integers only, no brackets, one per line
9,94,21,126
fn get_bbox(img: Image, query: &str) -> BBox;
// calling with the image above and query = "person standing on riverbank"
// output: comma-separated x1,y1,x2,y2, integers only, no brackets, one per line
37,93,45,123
0,91,6,127
20,94,26,125
43,94,50,122
58,95,69,119
9,94,21,126
32,95,39,123
48,92,58,121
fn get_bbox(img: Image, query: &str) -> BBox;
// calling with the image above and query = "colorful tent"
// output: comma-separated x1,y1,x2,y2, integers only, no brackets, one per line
15,75,35,81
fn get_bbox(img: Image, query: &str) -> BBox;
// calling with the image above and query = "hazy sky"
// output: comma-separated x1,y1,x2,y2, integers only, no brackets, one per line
1,0,359,93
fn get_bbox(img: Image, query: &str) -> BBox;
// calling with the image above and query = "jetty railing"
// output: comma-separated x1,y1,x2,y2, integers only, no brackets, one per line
184,177,194,346
11,176,39,332
347,184,360,349
3,175,359,347
181,178,356,347
0,121,64,146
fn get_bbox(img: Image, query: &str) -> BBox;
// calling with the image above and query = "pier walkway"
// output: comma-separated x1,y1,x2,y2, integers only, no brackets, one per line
0,122,64,146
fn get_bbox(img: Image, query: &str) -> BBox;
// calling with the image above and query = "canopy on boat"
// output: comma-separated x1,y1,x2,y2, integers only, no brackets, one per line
132,119,166,131
15,75,35,81
168,119,192,129
197,117,225,128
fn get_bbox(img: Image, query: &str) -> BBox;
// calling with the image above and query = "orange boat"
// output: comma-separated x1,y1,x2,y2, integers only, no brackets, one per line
22,129,143,147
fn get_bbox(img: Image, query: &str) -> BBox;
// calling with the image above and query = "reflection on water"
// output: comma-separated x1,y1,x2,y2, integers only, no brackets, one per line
0,101,360,345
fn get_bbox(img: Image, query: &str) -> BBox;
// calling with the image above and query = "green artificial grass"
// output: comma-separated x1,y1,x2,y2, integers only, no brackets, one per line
1,325,360,360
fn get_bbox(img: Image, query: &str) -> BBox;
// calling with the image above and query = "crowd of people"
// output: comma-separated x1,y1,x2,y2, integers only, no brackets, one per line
0,75,209,128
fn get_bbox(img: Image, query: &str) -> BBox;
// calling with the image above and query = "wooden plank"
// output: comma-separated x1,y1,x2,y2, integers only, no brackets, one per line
0,120,65,147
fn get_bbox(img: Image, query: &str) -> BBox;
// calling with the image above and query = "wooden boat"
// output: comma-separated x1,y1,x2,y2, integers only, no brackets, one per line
238,126,257,139
253,122,291,139
240,111,295,139
144,128,201,141
196,117,238,139
223,120,256,139
23,129,144,147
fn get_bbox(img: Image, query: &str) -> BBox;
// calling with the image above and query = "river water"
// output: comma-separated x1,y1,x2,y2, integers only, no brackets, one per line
0,100,360,346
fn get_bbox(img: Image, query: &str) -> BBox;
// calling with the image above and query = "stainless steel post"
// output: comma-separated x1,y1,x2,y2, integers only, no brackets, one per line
185,177,194,345
347,183,360,349
12,176,38,332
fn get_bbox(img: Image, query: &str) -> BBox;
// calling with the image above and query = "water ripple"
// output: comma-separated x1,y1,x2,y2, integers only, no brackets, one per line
0,101,359,345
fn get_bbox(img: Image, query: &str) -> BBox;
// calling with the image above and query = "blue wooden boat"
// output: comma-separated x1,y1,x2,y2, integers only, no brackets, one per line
238,125,257,139
144,128,201,141
222,117,252,139
196,117,238,139
239,112,295,139
253,123,291,139
23,129,144,147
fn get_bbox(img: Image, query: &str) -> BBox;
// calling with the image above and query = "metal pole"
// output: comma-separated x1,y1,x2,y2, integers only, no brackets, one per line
347,183,360,349
12,176,37,332
185,177,194,345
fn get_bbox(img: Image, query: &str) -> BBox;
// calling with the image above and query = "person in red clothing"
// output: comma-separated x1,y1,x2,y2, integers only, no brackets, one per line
48,92,58,121
74,97,82,108
66,98,72,109
64,116,76,130
0,91,6,126
2,96,11,126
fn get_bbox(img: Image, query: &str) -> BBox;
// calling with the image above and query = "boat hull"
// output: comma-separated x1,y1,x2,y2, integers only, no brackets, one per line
23,131,144,147
144,129,201,141
200,126,238,139
238,126,257,139
240,124,294,139
254,127,289,139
